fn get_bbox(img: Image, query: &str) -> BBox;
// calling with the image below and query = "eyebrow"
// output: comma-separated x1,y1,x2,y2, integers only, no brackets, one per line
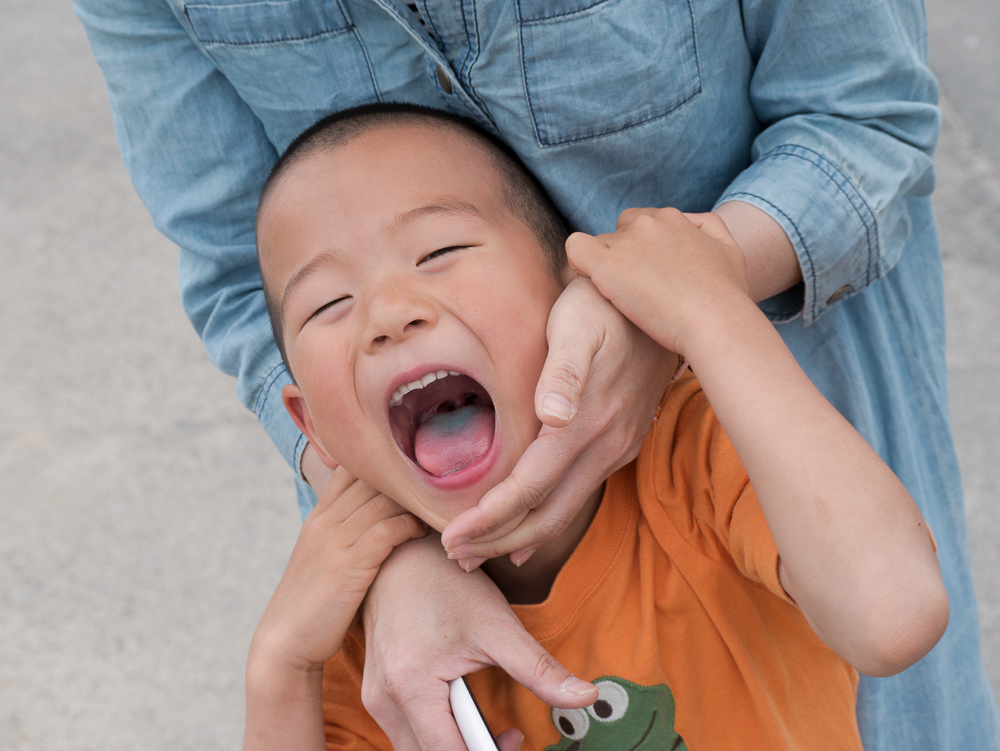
392,199,484,232
281,248,345,315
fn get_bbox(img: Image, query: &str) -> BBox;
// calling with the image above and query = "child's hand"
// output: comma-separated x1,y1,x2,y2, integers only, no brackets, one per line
249,467,427,674
566,208,750,357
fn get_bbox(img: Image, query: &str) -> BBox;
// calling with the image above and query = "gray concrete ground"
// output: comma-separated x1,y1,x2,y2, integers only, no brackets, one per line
0,0,997,748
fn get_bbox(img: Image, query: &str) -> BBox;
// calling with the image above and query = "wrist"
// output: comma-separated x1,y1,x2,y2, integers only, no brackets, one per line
246,640,325,704
680,293,770,368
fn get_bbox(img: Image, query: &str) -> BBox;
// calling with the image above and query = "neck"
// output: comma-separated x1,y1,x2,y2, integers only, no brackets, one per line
482,483,604,605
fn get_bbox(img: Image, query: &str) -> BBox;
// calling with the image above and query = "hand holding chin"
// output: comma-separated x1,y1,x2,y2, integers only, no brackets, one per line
441,275,673,565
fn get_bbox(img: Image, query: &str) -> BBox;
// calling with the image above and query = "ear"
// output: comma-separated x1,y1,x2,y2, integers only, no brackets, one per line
282,383,339,469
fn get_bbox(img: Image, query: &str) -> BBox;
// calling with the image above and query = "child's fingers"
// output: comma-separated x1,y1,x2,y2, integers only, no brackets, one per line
308,465,359,517
564,231,610,277
682,211,738,245
341,492,424,543
312,477,382,529
615,206,660,229
352,513,428,570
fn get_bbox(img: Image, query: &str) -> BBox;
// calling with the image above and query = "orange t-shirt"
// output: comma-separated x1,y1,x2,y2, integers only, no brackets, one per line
322,375,862,751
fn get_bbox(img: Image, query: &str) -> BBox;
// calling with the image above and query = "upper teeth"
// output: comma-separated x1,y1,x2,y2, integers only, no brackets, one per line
389,370,462,408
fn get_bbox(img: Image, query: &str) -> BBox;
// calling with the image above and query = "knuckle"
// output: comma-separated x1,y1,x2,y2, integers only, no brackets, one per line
613,424,637,456
548,362,586,396
617,207,639,226
603,425,638,466
377,666,414,706
515,479,549,512
372,492,400,517
372,517,403,544
534,513,571,543
532,650,566,683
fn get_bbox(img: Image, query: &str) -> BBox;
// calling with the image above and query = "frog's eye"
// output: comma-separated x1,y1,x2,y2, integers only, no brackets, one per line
587,681,629,723
551,707,590,740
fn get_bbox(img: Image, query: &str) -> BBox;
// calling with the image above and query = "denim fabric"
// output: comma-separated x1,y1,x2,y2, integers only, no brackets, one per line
74,0,1000,746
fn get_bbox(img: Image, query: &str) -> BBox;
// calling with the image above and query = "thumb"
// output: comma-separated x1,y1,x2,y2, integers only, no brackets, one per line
492,627,598,709
682,211,737,245
536,291,604,427
564,231,606,277
496,728,526,751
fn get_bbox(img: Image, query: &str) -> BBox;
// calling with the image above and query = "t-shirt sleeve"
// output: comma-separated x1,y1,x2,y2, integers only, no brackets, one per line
724,482,791,603
644,374,793,604
322,627,393,751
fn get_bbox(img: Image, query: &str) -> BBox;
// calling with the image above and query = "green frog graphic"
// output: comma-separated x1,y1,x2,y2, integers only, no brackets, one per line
544,676,687,751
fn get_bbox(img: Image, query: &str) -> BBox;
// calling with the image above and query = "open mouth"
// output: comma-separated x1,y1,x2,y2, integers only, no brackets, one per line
388,369,496,477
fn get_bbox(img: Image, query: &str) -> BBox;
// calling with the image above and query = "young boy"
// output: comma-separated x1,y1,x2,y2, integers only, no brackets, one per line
244,104,948,751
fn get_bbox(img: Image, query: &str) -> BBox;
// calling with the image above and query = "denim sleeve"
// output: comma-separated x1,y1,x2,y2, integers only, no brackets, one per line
73,0,308,474
716,0,941,323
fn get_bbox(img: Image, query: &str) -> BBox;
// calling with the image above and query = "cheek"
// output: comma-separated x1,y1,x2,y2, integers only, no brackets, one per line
293,335,361,458
474,274,560,456
488,274,560,386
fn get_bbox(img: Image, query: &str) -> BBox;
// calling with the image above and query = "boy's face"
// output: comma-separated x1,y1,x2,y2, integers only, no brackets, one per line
258,123,563,531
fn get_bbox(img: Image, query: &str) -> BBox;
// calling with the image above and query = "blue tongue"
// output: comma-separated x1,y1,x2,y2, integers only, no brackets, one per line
414,404,495,476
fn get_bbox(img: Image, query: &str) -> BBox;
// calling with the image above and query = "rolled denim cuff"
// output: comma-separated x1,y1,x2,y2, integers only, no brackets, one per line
252,359,310,479
716,144,879,325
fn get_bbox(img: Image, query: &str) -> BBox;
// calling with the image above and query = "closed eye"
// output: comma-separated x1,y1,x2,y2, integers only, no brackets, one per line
306,295,350,323
417,246,469,265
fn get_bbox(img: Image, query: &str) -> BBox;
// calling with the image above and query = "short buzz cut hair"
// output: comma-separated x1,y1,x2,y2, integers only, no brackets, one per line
255,102,569,376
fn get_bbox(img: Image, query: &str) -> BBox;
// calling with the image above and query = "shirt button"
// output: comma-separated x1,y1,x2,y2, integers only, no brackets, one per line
436,65,453,94
826,284,852,305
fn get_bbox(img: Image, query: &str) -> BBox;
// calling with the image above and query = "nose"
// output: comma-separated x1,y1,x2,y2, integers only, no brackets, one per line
361,282,439,353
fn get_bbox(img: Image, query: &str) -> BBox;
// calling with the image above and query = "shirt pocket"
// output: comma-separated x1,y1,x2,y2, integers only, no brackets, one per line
184,0,378,149
517,0,701,146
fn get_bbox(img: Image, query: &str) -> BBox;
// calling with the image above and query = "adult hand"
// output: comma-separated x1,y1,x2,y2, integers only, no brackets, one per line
361,535,599,751
441,276,673,567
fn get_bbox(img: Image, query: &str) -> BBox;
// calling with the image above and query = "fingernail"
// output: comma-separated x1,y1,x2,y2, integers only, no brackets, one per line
462,557,486,573
541,393,575,422
512,547,538,567
448,547,473,560
560,676,598,697
444,535,468,553
514,733,525,751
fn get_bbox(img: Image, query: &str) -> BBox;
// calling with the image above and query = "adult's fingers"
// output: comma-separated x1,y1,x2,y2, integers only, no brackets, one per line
441,280,618,551
448,410,644,564
533,283,606,427
486,622,598,710
442,427,582,551
364,671,470,751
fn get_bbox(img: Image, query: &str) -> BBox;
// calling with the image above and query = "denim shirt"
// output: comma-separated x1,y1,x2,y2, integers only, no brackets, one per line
75,0,1000,746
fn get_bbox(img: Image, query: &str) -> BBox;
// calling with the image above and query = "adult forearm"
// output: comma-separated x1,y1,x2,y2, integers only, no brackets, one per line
714,201,801,304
